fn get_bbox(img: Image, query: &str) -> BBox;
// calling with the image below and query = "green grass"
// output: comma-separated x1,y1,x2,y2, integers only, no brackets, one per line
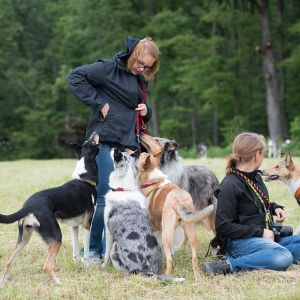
0,158,300,299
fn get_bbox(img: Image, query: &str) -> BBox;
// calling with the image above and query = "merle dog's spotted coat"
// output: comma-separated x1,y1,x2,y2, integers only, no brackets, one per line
103,149,161,275
107,201,161,275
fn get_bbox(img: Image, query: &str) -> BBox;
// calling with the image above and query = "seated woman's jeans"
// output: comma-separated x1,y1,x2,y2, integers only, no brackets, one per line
225,235,300,272
89,144,114,257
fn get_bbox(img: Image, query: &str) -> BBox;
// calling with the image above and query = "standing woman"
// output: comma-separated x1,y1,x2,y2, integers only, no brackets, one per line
204,132,300,275
68,36,160,266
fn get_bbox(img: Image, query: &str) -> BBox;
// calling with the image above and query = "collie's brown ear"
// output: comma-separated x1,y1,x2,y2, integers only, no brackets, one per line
144,153,152,169
285,153,295,170
138,152,151,170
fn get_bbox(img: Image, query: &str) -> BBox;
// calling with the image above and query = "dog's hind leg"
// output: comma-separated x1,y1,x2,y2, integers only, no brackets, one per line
161,213,177,275
42,217,62,284
1,224,34,286
182,223,199,280
172,226,185,255
70,226,79,261
43,241,62,285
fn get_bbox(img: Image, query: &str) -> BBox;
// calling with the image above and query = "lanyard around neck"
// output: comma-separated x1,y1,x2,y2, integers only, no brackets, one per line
231,169,273,228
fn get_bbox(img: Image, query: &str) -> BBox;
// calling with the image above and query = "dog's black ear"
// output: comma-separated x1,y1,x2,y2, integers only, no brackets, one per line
70,143,82,159
114,148,123,163
131,148,141,159
90,144,100,160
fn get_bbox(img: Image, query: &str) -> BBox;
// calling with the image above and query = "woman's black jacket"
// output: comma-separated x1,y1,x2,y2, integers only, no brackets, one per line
215,170,283,242
68,36,151,148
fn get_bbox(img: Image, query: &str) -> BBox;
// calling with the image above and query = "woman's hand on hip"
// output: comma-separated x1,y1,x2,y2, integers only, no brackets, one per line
101,103,110,119
135,104,147,117
263,228,274,241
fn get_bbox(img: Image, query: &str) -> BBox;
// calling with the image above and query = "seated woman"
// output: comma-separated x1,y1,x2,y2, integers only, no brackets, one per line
204,132,300,275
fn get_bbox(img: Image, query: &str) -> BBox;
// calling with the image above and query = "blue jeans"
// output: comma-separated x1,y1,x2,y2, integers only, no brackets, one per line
89,144,114,257
225,235,300,272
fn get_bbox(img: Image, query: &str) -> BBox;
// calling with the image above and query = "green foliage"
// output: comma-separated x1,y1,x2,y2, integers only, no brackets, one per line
283,117,300,156
221,115,250,145
207,145,232,158
1,158,300,298
283,141,300,157
290,117,300,141
0,0,300,159
178,146,198,159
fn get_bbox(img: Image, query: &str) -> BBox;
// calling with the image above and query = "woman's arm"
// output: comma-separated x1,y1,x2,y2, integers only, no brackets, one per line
68,61,107,109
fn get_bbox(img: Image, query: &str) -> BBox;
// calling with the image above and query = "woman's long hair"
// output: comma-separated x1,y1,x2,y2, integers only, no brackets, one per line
225,132,266,175
127,37,160,81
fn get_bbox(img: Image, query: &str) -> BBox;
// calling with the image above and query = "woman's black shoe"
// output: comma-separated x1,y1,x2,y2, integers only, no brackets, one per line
203,261,233,275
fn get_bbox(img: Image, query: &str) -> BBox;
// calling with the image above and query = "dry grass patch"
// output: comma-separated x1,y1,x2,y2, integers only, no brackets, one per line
0,157,300,299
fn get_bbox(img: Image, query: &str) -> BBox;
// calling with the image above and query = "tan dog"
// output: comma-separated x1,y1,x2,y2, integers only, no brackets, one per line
140,134,218,235
137,152,214,279
261,153,300,235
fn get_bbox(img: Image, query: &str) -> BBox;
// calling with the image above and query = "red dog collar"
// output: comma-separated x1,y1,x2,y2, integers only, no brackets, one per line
295,186,300,205
111,187,125,192
140,182,157,189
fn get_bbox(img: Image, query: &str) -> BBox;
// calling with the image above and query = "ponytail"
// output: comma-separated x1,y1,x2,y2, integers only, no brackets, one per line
225,132,266,175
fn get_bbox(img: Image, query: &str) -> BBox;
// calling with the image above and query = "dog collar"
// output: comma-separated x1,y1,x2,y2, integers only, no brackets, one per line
81,179,97,187
111,187,126,192
295,186,300,205
140,182,157,189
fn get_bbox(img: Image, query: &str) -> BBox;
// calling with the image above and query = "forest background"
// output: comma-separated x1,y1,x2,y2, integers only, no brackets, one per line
1,0,300,160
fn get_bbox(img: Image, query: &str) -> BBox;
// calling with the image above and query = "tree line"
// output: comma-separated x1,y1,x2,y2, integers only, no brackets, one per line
0,0,300,160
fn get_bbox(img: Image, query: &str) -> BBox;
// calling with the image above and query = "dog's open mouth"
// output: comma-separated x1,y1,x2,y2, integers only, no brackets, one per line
263,175,280,182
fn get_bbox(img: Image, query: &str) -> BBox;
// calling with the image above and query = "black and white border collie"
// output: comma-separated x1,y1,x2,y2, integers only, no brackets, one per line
0,132,100,285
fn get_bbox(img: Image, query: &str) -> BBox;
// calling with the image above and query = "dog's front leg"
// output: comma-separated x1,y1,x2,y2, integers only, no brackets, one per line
70,226,79,261
102,229,113,268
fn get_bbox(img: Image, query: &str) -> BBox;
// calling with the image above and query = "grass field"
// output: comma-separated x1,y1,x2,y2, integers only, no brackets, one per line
0,157,300,299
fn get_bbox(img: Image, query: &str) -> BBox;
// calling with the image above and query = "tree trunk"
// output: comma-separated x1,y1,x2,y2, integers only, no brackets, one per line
150,100,159,137
277,0,288,137
213,104,219,145
256,0,282,144
190,111,197,147
146,1,159,137
212,0,219,145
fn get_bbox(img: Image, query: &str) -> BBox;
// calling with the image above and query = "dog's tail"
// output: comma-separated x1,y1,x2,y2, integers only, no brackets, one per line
0,207,35,224
175,204,214,223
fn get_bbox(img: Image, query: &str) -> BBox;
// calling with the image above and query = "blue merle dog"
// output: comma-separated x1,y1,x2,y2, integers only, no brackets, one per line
102,148,161,275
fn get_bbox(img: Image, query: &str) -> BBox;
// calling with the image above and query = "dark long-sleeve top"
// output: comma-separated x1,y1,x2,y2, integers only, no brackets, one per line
68,36,151,148
215,170,283,242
